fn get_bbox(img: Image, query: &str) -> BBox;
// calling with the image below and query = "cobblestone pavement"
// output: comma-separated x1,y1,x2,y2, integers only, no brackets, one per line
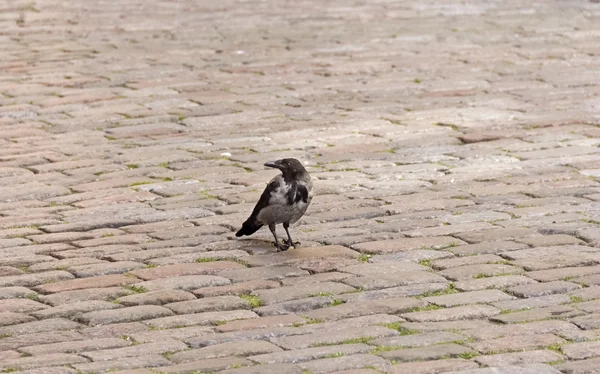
1,0,600,373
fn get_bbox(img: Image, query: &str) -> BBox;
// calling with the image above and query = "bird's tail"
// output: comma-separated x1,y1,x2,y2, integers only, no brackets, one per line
235,218,263,237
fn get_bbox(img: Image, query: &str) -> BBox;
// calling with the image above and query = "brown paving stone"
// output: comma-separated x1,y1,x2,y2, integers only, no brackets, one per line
33,274,138,294
131,262,245,280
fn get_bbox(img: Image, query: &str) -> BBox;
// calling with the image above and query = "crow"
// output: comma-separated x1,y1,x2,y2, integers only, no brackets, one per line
236,158,312,251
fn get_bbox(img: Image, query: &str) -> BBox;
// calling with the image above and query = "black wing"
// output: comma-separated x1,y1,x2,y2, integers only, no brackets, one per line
249,179,279,219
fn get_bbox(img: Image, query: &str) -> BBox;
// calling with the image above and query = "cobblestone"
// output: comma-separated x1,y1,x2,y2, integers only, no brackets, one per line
1,0,599,372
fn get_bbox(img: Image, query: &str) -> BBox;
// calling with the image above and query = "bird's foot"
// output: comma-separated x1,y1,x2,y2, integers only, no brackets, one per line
272,241,290,252
283,239,300,248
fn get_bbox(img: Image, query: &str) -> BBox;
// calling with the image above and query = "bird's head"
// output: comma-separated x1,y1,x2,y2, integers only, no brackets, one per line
264,158,307,179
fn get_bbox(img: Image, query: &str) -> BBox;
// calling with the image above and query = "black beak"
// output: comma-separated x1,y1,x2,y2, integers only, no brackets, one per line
264,161,281,169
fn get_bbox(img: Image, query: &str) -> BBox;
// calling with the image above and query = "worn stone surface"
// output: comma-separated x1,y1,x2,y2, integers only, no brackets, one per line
1,0,600,372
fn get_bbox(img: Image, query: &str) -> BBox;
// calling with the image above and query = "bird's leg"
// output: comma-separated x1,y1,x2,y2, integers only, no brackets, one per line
283,222,300,248
269,223,289,251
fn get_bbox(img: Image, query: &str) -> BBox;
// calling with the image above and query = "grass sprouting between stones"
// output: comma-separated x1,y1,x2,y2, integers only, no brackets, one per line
417,284,459,298
240,294,262,308
124,285,147,294
381,322,420,336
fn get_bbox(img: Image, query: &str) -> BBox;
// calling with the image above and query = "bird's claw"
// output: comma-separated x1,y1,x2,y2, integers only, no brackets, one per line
272,241,290,252
283,239,300,248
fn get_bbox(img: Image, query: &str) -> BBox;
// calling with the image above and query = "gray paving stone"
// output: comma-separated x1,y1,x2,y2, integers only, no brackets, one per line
117,289,197,306
445,364,561,374
556,357,600,374
164,295,251,314
0,353,88,370
133,275,231,291
249,344,372,364
474,350,564,367
170,340,282,362
455,275,537,292
423,289,515,307
81,339,188,361
401,305,500,322
298,354,389,373
19,338,131,356
378,343,476,363
492,305,583,324
270,325,397,349
469,333,566,354
372,331,465,348
71,355,170,373
388,359,479,374
158,357,251,373
77,305,174,326
145,309,258,329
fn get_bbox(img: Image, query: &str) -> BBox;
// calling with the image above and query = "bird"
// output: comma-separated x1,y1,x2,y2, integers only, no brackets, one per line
236,158,312,251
